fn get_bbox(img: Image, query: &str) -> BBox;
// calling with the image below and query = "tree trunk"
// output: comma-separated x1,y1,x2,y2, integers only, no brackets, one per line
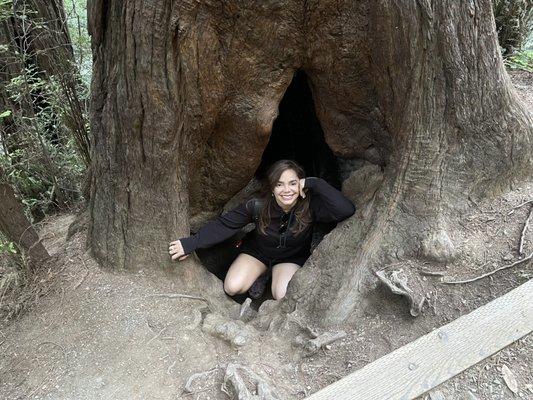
0,168,50,267
88,0,532,325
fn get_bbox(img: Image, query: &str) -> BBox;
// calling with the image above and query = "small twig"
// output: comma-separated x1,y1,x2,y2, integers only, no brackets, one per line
37,341,66,355
73,256,89,289
144,293,207,302
304,331,347,355
508,199,533,215
442,252,533,284
167,360,177,375
519,205,533,255
146,327,166,346
419,270,446,277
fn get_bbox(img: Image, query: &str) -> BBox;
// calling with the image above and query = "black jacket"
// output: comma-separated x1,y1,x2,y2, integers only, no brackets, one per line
180,177,356,260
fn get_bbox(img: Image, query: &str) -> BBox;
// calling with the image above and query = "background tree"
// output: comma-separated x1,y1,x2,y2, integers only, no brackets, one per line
493,0,533,55
0,0,90,220
88,0,532,326
0,167,49,267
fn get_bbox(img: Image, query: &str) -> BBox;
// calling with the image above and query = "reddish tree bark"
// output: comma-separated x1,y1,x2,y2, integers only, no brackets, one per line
87,0,532,325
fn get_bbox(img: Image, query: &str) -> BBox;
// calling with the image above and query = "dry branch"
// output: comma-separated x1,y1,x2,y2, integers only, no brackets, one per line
302,331,347,355
519,205,533,255
508,199,533,215
144,293,207,302
419,270,446,277
443,252,533,284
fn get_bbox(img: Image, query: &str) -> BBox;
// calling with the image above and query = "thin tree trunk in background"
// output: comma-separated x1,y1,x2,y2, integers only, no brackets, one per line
0,168,50,267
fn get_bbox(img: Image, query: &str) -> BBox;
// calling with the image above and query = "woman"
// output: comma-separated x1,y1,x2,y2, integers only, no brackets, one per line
168,160,355,300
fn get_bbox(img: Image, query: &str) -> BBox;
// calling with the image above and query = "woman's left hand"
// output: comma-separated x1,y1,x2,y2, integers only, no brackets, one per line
299,178,306,198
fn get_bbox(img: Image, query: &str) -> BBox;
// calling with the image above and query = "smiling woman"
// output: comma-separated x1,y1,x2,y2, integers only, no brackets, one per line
169,159,356,300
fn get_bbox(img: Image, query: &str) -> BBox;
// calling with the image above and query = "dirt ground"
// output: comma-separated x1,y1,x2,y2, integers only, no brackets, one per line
0,71,531,400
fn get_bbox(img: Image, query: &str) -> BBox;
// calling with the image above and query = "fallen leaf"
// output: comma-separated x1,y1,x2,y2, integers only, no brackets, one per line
501,364,519,394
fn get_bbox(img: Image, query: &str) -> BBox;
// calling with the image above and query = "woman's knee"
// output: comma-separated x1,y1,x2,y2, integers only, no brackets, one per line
271,283,287,300
223,278,247,296
271,263,299,300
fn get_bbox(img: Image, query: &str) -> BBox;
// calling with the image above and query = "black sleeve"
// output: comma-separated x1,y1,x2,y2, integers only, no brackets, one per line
305,177,356,223
179,200,254,255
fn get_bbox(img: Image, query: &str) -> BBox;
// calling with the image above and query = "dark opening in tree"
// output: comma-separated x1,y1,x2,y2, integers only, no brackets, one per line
255,70,341,189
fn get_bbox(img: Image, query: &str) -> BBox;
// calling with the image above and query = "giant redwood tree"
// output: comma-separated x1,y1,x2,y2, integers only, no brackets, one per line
87,1,532,326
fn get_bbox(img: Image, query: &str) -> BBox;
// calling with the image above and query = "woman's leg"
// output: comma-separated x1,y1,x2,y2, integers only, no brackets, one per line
224,253,267,296
271,263,300,300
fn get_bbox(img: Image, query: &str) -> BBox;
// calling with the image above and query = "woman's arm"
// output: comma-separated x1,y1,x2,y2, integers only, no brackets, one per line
176,200,255,256
304,177,356,223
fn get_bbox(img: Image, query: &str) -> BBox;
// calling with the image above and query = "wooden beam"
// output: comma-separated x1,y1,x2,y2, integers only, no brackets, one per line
307,279,533,400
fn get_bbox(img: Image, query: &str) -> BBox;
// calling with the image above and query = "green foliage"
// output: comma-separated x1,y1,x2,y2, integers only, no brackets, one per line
0,240,17,255
504,49,533,71
0,5,87,221
493,0,533,56
64,0,92,86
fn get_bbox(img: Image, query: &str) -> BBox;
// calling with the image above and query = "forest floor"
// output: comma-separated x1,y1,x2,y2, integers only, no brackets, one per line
0,71,532,400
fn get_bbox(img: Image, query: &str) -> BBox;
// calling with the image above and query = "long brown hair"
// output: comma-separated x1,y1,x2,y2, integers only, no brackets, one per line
257,160,312,236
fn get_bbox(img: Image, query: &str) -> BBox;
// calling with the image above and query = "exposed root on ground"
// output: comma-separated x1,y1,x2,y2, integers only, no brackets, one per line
293,330,347,356
202,312,256,347
375,267,426,317
222,363,280,400
442,252,533,284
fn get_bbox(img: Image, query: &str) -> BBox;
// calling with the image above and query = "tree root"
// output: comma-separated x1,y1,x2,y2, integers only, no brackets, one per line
252,300,285,331
293,330,347,356
202,313,254,347
221,363,280,400
421,229,456,263
184,368,217,393
184,308,203,331
375,268,426,316
519,205,533,256
442,251,533,284
508,199,533,214
144,293,208,302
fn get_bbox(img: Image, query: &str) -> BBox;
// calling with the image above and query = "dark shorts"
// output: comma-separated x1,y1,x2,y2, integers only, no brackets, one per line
238,241,309,269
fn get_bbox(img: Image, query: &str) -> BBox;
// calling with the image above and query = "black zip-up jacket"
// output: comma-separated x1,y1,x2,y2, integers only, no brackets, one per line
180,177,356,260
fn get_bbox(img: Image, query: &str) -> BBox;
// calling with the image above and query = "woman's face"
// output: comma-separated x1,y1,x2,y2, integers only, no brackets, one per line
273,169,300,210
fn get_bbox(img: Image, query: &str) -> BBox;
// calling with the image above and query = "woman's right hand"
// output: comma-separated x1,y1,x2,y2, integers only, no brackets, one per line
169,239,189,261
